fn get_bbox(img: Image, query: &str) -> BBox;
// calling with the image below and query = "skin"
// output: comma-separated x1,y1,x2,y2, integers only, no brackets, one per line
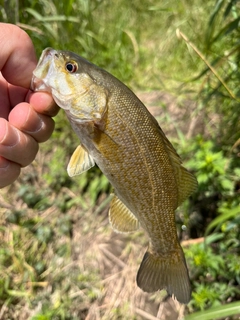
0,23,59,188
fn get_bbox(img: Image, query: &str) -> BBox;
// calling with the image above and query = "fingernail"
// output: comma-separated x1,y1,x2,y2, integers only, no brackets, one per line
24,107,44,134
26,116,44,134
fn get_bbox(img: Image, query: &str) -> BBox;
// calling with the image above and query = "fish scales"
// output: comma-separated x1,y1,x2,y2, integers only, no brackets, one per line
100,93,179,247
31,48,198,304
94,93,177,237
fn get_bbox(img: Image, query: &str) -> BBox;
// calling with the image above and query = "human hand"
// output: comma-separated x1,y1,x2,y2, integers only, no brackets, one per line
0,23,59,188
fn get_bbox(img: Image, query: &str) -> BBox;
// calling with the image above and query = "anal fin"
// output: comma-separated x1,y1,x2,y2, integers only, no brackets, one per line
67,145,95,177
109,195,139,233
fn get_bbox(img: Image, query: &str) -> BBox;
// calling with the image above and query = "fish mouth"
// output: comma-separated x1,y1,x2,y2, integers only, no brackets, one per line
31,47,59,93
31,75,51,92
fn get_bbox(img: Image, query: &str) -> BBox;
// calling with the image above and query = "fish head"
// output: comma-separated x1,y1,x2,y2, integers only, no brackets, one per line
31,48,108,122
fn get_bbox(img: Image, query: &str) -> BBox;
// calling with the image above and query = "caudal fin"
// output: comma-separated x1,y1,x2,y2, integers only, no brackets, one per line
136,247,191,304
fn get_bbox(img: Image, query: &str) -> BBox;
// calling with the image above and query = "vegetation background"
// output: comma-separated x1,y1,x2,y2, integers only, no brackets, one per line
0,0,239,319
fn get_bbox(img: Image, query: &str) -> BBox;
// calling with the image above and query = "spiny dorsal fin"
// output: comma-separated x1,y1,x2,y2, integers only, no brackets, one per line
67,145,95,177
109,195,139,233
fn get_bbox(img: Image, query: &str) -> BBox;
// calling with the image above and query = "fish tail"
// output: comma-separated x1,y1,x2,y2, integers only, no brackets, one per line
136,246,191,304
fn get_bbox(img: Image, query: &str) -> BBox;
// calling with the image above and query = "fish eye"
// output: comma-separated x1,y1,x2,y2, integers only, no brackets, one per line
65,61,78,73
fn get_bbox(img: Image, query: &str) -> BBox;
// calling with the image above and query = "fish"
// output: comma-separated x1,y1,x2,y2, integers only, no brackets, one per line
31,48,198,304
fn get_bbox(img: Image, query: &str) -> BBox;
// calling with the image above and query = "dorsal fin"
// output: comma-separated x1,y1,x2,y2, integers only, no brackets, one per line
156,126,198,206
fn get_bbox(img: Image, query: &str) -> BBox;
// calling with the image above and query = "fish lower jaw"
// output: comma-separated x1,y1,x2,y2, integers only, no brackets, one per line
31,76,51,93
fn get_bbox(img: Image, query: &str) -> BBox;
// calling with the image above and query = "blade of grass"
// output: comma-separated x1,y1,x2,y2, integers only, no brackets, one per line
205,206,240,236
176,29,239,101
185,301,240,320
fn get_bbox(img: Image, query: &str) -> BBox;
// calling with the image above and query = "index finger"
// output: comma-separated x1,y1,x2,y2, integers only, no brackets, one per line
0,23,37,88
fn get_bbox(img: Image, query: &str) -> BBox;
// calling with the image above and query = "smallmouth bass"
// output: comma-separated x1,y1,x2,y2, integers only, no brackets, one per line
31,48,198,304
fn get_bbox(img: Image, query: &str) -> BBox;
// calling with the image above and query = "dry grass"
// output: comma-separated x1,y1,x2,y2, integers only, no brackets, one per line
0,154,187,319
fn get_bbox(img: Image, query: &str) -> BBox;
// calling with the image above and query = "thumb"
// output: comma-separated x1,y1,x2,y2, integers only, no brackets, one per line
0,23,37,88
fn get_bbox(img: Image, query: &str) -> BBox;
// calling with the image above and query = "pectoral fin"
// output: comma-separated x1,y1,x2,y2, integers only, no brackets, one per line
67,145,95,177
109,195,139,233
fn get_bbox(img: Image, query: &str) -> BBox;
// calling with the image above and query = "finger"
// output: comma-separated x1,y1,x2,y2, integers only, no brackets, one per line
8,82,29,108
27,91,59,117
0,156,21,188
0,23,37,88
9,102,55,143
0,118,38,167
0,74,10,119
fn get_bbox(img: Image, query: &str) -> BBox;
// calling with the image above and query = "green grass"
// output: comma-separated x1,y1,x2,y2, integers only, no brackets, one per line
0,0,240,318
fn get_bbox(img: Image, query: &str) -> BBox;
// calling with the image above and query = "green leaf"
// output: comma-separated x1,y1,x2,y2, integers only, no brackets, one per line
208,0,225,27
205,206,240,235
213,17,240,42
224,0,237,18
185,301,240,320
6,290,30,297
25,8,43,20
204,232,224,245
197,173,209,184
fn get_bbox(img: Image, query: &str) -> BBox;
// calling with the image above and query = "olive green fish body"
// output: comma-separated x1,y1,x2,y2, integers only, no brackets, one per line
68,82,178,243
31,48,198,304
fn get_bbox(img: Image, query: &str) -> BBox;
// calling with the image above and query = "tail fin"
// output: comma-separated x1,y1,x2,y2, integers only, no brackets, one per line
136,247,191,304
